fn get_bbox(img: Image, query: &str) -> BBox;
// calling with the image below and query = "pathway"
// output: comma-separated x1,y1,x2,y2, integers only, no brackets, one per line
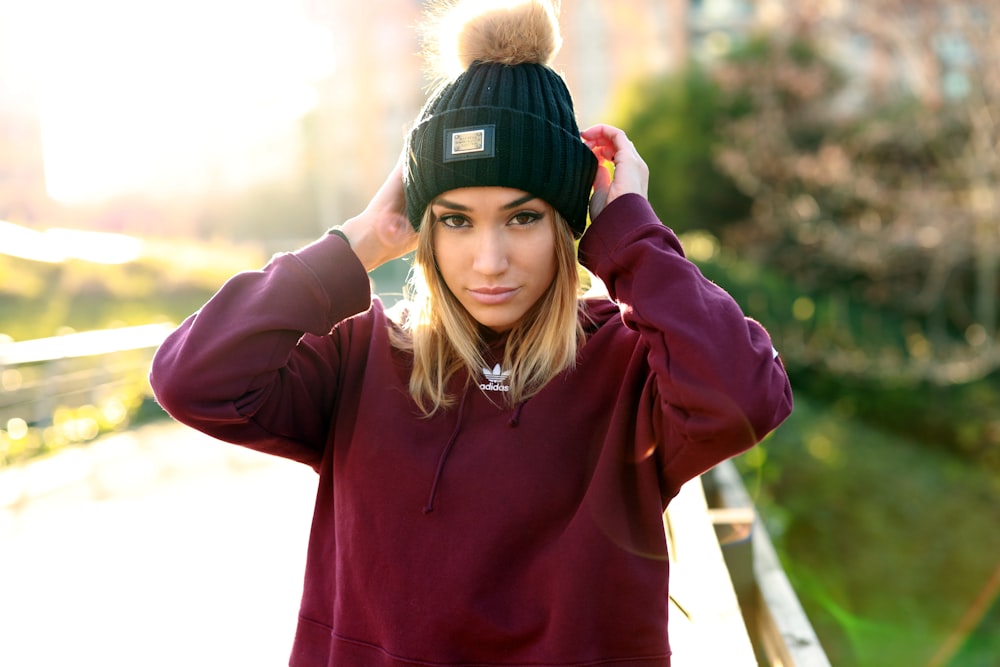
0,421,318,667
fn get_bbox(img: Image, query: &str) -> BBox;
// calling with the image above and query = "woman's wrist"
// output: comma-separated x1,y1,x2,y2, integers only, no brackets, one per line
334,217,382,272
328,200,417,273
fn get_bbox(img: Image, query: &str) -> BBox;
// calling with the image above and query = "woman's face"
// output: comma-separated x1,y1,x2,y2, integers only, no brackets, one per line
431,186,558,333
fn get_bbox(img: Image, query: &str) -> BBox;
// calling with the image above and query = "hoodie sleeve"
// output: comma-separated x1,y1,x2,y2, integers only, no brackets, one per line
149,234,373,469
578,194,793,500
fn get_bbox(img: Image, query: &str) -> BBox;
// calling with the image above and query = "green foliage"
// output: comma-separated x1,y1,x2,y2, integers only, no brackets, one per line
615,27,1000,471
707,35,997,348
0,239,265,466
688,241,1000,474
736,395,1000,667
0,377,153,467
787,368,1000,473
0,239,264,341
611,64,752,236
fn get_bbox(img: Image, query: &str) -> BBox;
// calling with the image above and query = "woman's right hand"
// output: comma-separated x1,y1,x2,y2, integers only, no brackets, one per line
339,152,418,272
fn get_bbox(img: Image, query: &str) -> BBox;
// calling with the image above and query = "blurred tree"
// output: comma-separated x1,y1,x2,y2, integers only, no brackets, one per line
708,2,1000,386
612,66,752,236
613,2,1000,465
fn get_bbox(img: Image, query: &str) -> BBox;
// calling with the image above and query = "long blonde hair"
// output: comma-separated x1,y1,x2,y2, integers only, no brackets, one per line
390,206,584,415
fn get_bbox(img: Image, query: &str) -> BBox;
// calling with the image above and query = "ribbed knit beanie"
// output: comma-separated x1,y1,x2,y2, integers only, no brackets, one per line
404,0,597,238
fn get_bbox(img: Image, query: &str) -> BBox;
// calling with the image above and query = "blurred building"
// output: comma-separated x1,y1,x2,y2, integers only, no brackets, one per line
823,1,985,111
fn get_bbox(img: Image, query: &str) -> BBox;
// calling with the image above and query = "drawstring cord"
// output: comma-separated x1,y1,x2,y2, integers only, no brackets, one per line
423,389,525,513
508,401,525,427
423,387,470,514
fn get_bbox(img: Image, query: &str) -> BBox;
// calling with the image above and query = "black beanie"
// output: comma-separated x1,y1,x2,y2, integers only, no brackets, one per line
403,4,597,238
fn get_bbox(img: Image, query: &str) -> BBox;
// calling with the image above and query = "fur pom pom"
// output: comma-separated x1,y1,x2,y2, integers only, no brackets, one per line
423,0,562,81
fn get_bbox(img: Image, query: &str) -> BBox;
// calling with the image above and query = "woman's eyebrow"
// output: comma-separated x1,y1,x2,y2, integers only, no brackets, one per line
501,194,539,210
433,198,470,211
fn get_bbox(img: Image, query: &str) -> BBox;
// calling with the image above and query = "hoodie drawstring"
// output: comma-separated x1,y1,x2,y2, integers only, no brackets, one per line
423,387,470,514
508,401,525,427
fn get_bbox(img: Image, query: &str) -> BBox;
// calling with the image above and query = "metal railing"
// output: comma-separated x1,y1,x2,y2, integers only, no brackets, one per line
0,324,173,462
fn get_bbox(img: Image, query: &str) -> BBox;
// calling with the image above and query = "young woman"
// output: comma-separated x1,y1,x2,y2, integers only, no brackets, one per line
150,2,792,665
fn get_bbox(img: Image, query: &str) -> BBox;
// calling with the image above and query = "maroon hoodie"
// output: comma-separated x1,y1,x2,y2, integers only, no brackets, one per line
150,194,792,666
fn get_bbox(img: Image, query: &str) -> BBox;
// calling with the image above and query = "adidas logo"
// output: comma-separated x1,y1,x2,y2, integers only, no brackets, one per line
480,363,511,392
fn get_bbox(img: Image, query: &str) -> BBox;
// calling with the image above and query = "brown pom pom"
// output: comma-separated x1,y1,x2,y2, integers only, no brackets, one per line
424,0,562,81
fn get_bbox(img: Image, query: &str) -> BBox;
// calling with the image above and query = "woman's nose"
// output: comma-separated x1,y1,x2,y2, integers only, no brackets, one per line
472,230,509,275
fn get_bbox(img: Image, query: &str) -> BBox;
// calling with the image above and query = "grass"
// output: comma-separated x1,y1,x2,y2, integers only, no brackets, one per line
0,237,265,341
738,395,1000,666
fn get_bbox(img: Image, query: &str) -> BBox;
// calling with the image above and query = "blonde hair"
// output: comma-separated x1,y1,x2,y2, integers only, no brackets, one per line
390,207,584,415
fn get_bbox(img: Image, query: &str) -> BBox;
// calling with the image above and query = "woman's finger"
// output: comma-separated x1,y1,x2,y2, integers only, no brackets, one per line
589,160,612,220
583,124,649,212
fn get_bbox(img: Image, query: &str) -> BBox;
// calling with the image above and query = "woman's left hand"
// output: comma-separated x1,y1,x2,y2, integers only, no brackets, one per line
340,151,418,272
581,124,649,220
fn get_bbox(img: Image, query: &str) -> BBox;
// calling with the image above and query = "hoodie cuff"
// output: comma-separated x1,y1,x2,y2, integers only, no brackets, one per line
579,194,672,273
293,233,373,321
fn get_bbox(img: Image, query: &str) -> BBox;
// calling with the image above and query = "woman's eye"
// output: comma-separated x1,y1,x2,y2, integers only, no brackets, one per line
438,214,470,228
510,211,543,226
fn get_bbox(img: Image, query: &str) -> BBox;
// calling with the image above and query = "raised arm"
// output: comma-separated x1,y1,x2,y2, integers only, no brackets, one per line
150,158,417,468
579,125,792,499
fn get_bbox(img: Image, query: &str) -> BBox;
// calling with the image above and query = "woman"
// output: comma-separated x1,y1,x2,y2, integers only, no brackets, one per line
150,1,792,665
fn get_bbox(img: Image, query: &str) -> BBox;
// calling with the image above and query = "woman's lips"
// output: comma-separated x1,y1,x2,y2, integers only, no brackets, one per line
467,286,519,305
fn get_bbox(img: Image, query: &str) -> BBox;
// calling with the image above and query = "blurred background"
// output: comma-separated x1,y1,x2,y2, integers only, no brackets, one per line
1,0,998,665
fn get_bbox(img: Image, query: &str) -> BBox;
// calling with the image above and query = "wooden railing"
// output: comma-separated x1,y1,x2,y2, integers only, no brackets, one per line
667,474,759,664
703,460,832,666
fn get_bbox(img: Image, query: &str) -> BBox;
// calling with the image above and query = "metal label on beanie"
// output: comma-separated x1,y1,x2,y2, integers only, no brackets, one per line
443,125,496,162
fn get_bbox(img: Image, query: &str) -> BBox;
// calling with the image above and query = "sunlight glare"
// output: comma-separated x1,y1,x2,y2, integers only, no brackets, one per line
10,0,334,203
0,220,142,264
